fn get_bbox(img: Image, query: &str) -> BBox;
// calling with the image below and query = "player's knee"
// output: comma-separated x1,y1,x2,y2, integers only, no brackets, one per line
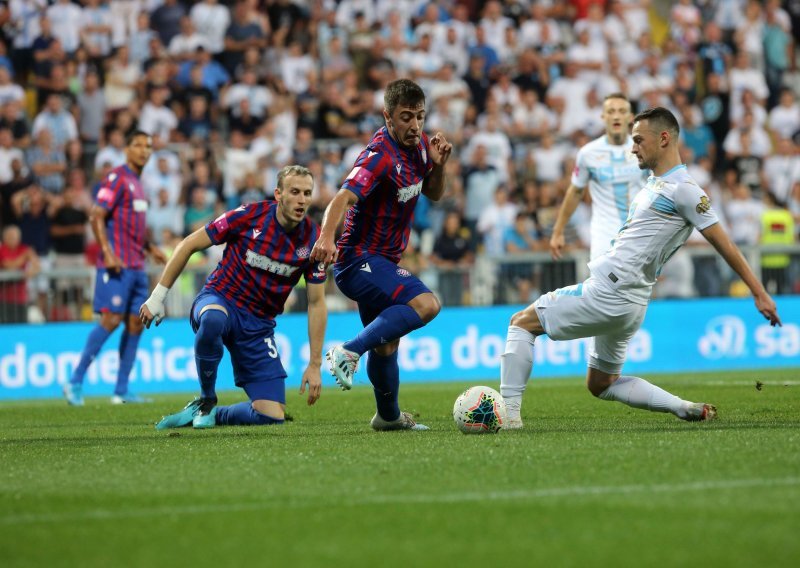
127,316,145,334
373,341,399,357
197,308,227,339
586,370,617,397
251,400,285,423
415,295,441,324
101,312,123,331
509,307,540,334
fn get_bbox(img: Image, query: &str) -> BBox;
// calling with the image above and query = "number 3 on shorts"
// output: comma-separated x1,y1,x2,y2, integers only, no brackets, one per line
264,337,278,358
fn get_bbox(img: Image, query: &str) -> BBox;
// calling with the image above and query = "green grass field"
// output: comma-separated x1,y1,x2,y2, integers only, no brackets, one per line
2,369,799,568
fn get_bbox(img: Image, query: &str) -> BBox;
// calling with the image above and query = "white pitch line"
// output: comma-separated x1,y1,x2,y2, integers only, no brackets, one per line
2,477,798,526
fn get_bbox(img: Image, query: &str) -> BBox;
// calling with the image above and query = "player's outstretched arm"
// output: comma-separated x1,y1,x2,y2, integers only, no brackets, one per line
310,188,358,264
139,228,213,328
300,282,327,405
701,223,782,327
549,184,585,260
422,132,453,202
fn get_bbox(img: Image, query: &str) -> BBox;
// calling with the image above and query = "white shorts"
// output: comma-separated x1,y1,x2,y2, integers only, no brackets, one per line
533,277,647,374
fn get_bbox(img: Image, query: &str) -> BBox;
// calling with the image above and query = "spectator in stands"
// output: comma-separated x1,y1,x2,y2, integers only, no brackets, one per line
94,128,126,171
223,67,272,122
768,88,800,140
681,105,717,163
191,0,231,57
760,191,796,294
176,95,216,143
10,182,52,318
0,224,40,323
27,128,66,194
764,137,800,204
503,211,544,303
76,70,105,147
0,126,24,186
103,45,140,112
431,210,474,306
176,46,230,100
49,173,90,319
32,93,78,151
184,183,218,235
151,0,187,48
726,180,764,247
0,66,25,106
80,0,114,66
169,16,208,62
148,187,185,244
478,185,518,257
0,157,33,228
128,10,156,66
223,0,268,76
142,153,182,205
138,85,178,142
462,143,501,238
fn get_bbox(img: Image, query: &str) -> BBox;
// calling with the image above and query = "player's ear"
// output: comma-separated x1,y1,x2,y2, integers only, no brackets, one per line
383,108,391,125
273,186,281,201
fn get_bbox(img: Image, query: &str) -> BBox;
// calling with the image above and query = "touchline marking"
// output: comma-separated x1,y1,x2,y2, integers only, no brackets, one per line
2,477,798,525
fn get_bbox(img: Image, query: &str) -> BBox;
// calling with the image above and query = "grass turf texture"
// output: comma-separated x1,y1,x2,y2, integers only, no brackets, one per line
2,369,799,568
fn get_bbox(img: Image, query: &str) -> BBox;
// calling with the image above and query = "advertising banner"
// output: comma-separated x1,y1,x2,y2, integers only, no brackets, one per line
0,297,797,400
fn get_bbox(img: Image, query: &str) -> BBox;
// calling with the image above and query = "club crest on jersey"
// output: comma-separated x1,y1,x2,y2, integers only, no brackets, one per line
397,180,423,203
696,195,712,214
296,246,310,259
245,249,299,276
396,268,411,277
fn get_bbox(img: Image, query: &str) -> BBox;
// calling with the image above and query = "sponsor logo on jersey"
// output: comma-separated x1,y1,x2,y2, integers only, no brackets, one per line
696,195,711,214
397,180,423,203
245,249,299,276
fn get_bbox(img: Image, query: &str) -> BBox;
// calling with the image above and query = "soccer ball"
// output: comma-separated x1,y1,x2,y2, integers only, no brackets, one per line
453,386,507,434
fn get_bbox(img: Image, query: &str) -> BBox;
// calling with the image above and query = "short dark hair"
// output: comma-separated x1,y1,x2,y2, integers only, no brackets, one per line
126,129,152,146
277,165,313,189
633,107,680,138
384,79,425,115
604,92,630,104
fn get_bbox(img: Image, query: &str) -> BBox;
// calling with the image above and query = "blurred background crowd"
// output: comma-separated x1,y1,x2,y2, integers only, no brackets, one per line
0,0,799,324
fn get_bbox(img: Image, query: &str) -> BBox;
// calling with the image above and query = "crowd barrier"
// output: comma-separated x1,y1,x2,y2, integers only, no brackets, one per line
0,296,797,400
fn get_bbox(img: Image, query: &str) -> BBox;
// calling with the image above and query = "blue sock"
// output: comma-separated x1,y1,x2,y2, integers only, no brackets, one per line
71,325,112,386
194,309,227,402
367,350,401,421
114,330,141,396
344,305,424,356
215,402,285,426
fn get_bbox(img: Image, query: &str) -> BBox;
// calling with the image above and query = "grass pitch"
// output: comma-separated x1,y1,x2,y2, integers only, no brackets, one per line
2,369,799,568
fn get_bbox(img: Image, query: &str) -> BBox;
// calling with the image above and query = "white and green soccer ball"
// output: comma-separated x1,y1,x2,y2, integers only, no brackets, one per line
453,386,508,434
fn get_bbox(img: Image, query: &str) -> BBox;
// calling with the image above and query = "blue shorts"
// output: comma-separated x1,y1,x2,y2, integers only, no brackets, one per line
93,268,149,315
334,253,432,325
190,290,286,404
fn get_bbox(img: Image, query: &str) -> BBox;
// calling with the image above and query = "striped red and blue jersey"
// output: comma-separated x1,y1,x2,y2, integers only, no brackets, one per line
95,164,148,270
203,201,327,319
338,127,434,263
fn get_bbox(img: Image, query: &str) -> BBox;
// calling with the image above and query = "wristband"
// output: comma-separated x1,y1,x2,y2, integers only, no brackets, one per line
151,283,170,302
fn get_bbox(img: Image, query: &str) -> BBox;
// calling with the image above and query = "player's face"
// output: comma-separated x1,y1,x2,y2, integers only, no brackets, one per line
275,174,314,226
601,97,632,139
631,120,660,171
126,134,153,170
385,102,426,148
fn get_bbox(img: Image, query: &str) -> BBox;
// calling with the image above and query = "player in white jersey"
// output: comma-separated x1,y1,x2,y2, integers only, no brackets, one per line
551,93,649,261
500,107,781,428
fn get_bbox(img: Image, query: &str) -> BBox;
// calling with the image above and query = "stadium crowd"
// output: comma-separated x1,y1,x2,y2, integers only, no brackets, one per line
0,0,799,323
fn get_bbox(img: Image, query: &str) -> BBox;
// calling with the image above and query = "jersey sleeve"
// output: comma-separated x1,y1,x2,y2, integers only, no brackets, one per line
674,181,719,231
341,147,390,201
205,203,256,245
570,146,590,188
95,172,123,212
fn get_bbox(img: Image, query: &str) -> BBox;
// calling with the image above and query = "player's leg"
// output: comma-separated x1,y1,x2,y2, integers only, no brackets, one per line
194,322,287,428
111,270,151,403
191,294,231,404
590,318,717,421
500,301,545,429
65,268,123,405
110,313,150,403
367,340,429,431
328,256,437,389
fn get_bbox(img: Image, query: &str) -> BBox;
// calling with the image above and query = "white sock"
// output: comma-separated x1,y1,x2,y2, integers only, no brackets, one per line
500,325,536,404
599,375,689,417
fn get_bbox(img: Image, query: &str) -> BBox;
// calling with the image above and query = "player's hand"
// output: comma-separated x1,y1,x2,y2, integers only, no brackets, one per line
104,250,124,274
755,293,782,327
549,233,566,260
310,234,338,265
148,245,168,265
299,365,322,406
429,132,453,166
140,284,170,328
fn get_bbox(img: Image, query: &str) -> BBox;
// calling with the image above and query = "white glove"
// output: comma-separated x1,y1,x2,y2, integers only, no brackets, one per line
142,284,169,327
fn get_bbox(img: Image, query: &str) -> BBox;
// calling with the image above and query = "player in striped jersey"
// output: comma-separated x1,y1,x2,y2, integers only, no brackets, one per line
141,165,329,429
500,108,781,427
310,78,453,431
64,130,167,406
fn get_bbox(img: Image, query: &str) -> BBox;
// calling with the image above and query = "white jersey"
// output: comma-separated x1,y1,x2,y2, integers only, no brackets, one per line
571,135,648,259
588,165,719,305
